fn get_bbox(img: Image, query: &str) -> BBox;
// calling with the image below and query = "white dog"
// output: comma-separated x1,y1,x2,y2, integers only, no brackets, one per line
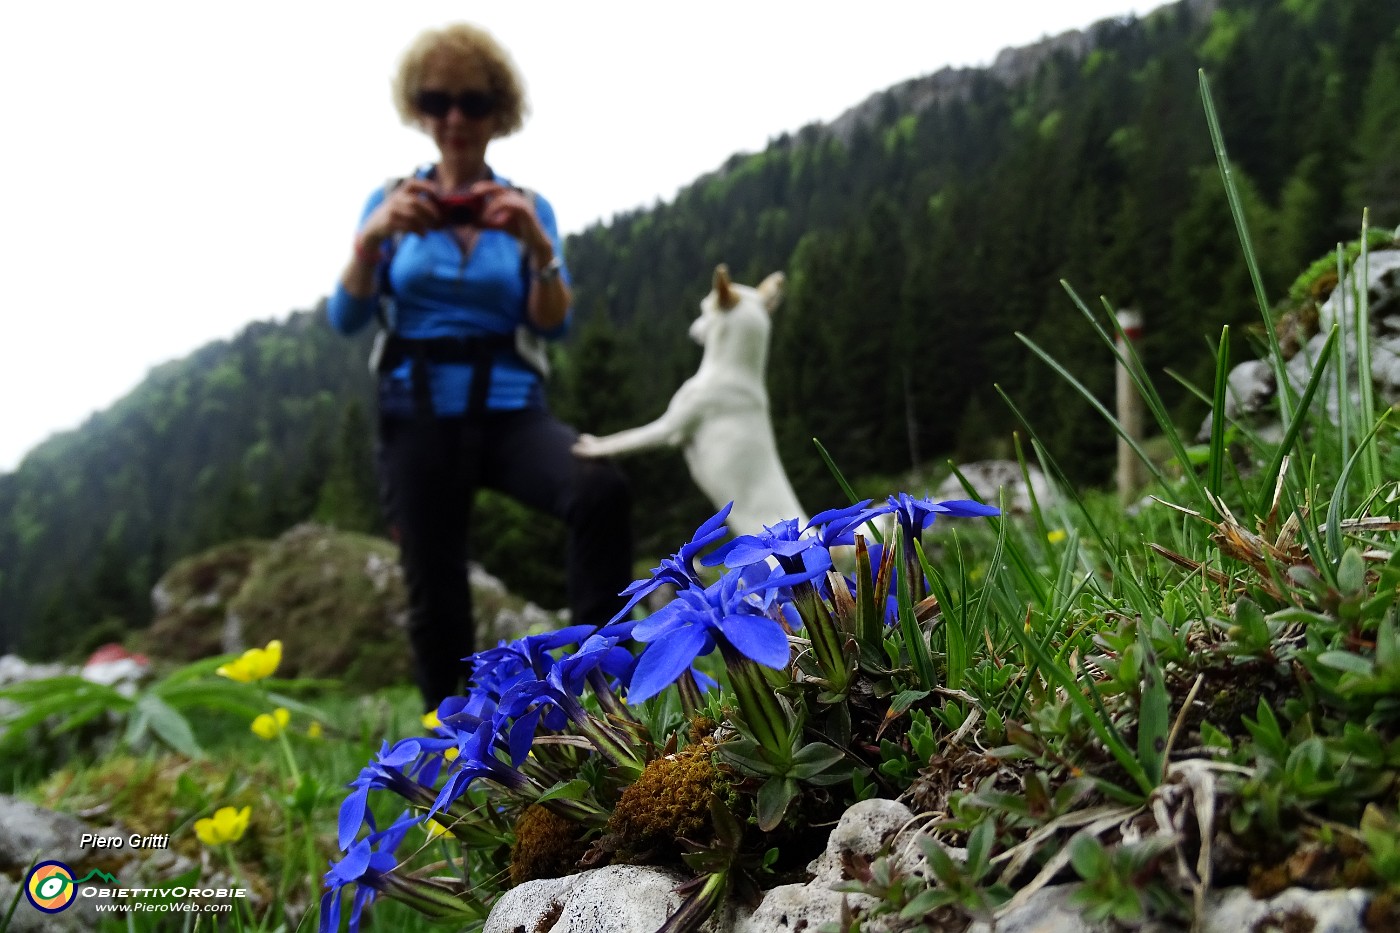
572,265,806,537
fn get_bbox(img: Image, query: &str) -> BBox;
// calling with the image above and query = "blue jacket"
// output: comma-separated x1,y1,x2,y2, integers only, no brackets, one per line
327,167,572,415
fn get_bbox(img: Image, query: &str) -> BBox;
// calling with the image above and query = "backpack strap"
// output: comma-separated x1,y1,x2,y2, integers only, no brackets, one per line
368,176,553,415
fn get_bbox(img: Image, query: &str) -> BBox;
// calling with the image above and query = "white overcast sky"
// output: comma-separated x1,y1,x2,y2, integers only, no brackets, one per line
0,1,1167,473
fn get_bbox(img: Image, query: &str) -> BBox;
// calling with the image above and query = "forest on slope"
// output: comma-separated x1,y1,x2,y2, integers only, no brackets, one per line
1,0,1397,659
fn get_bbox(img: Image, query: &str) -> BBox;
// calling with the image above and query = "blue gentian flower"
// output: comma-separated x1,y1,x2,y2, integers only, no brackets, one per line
321,810,418,932
468,624,597,697
627,565,791,703
551,633,634,696
701,516,832,587
608,502,733,626
806,499,878,546
881,493,1000,539
337,739,451,850
429,717,533,819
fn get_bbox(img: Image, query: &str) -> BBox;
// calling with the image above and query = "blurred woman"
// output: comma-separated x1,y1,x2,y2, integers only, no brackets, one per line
326,22,632,712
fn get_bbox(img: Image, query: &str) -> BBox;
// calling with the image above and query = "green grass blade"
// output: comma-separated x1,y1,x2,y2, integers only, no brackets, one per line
1208,326,1230,503
1335,244,1353,470
1012,432,1053,541
994,387,1149,608
1015,331,1173,493
1004,613,1151,797
1354,211,1383,491
1199,69,1290,422
1325,411,1393,563
948,464,1049,609
1257,326,1339,517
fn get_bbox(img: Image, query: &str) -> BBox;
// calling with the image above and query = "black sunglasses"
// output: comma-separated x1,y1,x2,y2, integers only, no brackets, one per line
415,89,496,119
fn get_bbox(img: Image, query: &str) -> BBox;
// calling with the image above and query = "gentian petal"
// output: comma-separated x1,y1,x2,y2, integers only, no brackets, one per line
507,706,544,766
715,615,792,669
338,786,369,851
378,739,421,768
627,623,710,704
327,839,372,884
935,498,1001,517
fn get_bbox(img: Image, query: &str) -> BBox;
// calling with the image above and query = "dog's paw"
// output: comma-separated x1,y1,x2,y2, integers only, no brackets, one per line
572,433,605,458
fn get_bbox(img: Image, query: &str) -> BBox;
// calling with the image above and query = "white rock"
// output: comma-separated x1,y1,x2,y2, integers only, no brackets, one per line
483,864,732,933
733,882,849,933
1315,249,1400,334
934,461,1056,515
1201,886,1370,933
806,798,915,887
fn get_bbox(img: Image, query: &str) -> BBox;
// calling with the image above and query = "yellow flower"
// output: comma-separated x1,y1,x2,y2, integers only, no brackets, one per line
424,818,455,840
307,721,324,740
195,805,251,846
1047,529,1067,544
217,640,283,683
421,710,442,730
251,707,291,740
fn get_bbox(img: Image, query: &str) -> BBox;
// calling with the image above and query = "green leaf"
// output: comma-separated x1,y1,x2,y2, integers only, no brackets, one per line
537,779,591,803
787,742,847,780
887,690,931,717
1136,622,1170,783
133,693,202,757
1068,832,1110,880
964,818,995,879
756,777,798,832
900,887,957,919
1315,651,1374,675
1337,548,1367,596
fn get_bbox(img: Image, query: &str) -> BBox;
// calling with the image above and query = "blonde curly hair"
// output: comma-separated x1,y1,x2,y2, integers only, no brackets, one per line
390,23,528,138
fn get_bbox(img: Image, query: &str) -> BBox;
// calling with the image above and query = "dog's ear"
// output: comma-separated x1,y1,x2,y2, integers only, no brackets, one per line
714,264,739,310
757,272,785,312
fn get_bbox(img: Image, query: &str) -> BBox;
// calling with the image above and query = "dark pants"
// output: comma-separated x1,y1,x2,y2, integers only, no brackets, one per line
377,408,632,711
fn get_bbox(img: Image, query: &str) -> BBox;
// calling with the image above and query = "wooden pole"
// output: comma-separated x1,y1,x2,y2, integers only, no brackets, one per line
1116,310,1144,507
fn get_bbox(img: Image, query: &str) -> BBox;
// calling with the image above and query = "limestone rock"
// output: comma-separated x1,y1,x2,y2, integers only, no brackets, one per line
1202,246,1400,442
806,797,916,887
141,523,564,690
934,461,1056,515
0,794,96,870
967,883,1374,933
482,796,1381,933
733,882,849,932
484,864,731,933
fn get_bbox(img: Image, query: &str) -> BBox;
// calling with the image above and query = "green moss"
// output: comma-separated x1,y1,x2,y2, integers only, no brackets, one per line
607,742,722,859
510,804,586,886
142,539,270,661
1286,235,1397,306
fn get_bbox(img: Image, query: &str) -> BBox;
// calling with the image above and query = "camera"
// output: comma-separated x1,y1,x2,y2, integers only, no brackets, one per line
436,192,488,226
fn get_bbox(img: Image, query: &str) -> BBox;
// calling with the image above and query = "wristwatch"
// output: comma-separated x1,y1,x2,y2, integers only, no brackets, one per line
534,256,563,283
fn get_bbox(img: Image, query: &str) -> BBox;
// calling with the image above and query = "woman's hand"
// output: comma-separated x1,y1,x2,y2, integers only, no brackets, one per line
358,178,444,247
468,182,555,264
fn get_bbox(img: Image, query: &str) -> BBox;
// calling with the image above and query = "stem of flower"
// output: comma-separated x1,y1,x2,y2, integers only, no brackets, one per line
222,846,256,929
718,639,793,764
556,690,647,779
376,871,486,920
275,729,302,785
588,668,642,726
790,581,850,695
677,670,705,717
656,869,729,933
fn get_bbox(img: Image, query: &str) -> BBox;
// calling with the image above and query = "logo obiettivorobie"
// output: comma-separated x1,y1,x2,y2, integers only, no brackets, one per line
24,861,118,913
25,861,77,913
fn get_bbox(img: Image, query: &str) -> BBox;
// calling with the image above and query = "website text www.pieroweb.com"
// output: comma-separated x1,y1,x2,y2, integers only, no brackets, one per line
24,852,247,918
